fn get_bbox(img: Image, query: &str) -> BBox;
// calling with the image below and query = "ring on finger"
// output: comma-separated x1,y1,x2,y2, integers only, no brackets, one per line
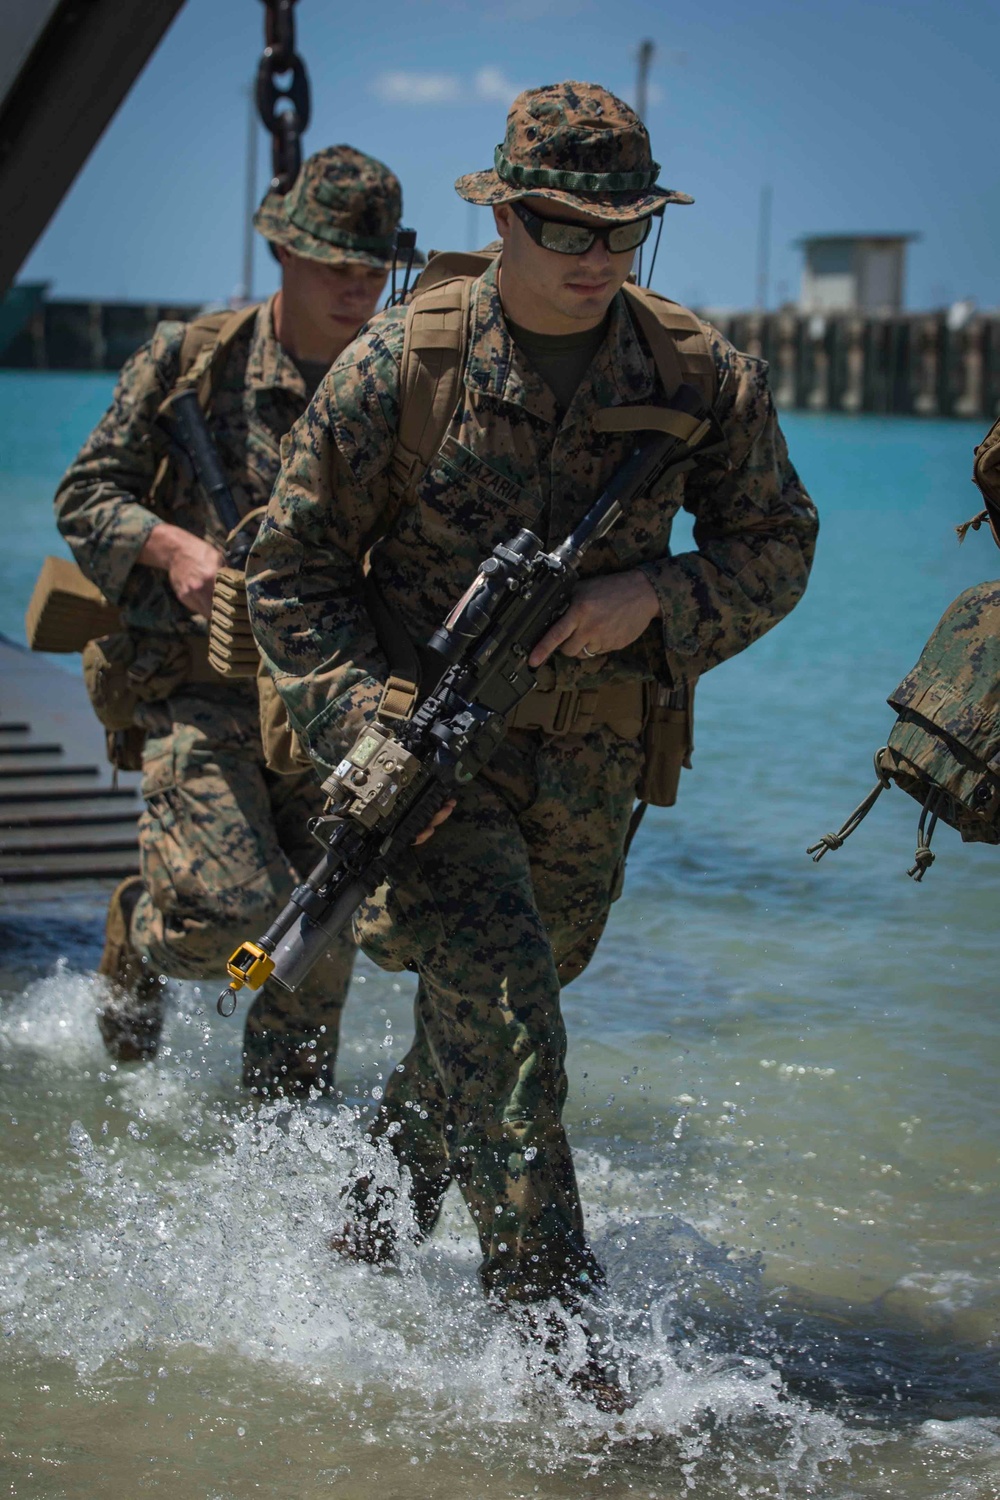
580,644,597,658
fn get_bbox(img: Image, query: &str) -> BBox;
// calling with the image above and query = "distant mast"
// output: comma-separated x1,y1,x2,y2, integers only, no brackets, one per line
635,39,654,121
239,84,260,305
756,184,773,311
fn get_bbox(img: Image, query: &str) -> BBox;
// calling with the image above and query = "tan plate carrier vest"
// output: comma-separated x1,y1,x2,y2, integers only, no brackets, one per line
359,253,717,809
25,303,261,658
25,304,262,770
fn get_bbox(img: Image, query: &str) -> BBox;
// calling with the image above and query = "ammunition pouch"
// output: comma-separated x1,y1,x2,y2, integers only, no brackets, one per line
507,679,646,739
206,510,267,678
638,682,695,808
206,557,309,776
81,630,224,731
208,566,260,677
105,726,147,773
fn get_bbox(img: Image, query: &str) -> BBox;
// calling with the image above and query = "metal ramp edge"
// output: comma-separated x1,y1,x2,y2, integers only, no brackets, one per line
0,636,141,895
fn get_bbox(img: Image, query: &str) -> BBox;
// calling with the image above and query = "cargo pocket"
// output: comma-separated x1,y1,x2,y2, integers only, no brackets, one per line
354,850,448,974
139,713,289,931
139,738,177,800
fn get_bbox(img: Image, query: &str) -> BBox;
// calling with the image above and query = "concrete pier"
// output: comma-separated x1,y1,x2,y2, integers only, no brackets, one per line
706,308,1000,419
1,293,999,419
1,295,201,373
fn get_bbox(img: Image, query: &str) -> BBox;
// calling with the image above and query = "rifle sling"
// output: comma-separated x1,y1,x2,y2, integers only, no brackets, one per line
364,568,426,722
594,406,710,442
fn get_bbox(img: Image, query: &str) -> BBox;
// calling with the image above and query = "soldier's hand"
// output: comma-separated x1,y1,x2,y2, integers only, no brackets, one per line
528,570,660,667
139,522,224,618
414,799,456,846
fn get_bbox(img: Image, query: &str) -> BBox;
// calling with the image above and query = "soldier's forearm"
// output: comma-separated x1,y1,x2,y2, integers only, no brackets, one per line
642,521,814,681
53,332,184,602
139,522,223,616
138,521,196,571
54,483,163,605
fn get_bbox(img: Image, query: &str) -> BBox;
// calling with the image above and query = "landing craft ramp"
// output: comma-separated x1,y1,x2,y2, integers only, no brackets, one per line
1,0,181,893
0,0,186,298
0,637,140,899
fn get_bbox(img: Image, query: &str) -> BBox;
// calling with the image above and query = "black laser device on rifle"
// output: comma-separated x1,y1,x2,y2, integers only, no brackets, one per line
216,385,718,1016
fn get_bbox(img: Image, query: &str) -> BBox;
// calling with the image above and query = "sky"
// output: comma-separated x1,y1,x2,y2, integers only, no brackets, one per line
18,0,1000,312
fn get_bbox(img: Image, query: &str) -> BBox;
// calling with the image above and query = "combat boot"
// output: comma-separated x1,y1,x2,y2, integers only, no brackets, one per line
328,1182,402,1267
513,1297,633,1415
327,1136,453,1267
568,1355,633,1415
96,876,164,1062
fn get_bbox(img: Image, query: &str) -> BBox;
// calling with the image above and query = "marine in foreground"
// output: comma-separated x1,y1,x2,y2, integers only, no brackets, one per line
245,82,818,1399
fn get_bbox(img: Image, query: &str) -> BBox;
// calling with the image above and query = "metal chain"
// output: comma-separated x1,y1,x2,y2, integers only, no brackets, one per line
256,0,311,195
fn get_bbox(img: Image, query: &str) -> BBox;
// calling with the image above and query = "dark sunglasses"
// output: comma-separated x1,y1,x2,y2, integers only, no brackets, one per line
510,199,653,256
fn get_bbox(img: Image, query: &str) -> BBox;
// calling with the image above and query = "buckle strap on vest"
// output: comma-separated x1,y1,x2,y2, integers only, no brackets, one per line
188,301,260,413
387,277,474,534
378,674,422,722
508,679,647,738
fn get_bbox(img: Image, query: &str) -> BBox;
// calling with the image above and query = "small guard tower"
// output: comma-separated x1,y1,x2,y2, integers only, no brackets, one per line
798,234,918,315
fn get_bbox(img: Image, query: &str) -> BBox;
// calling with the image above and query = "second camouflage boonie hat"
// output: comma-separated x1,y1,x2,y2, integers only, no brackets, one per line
254,144,412,269
455,81,693,221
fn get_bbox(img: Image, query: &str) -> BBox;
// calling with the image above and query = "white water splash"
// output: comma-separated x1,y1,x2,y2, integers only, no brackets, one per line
0,959,108,1062
0,1084,870,1493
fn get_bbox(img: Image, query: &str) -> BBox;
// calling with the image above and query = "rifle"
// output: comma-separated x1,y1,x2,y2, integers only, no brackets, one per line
160,388,260,676
216,384,718,1015
160,387,258,565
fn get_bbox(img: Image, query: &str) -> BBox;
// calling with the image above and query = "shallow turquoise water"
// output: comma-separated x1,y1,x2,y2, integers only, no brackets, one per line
1,373,998,1498
0,371,117,649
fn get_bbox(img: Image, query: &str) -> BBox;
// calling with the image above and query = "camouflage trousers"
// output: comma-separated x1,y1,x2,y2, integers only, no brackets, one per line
354,723,642,1306
130,687,355,1094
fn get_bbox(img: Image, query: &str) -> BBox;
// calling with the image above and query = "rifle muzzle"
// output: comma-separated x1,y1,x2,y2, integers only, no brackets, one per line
217,940,275,1015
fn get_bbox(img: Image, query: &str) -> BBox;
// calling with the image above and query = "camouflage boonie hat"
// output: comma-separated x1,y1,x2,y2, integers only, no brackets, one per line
255,144,418,269
455,81,693,221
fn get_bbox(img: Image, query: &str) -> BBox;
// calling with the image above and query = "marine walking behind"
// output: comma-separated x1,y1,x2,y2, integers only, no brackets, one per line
53,145,417,1096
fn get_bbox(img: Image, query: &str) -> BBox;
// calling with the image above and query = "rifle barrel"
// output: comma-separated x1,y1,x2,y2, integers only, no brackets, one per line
169,389,243,537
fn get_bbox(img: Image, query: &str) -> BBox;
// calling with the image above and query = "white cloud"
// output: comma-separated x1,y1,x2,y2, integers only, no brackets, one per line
371,66,521,107
373,71,463,106
473,66,519,103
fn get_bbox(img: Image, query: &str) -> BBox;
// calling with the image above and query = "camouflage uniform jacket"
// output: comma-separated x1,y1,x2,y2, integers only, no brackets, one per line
248,262,818,773
55,295,313,644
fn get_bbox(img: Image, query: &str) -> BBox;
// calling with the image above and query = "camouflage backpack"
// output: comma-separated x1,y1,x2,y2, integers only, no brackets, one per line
810,419,1000,879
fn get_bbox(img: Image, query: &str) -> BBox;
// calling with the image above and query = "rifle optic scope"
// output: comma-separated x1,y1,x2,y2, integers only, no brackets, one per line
428,529,542,662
